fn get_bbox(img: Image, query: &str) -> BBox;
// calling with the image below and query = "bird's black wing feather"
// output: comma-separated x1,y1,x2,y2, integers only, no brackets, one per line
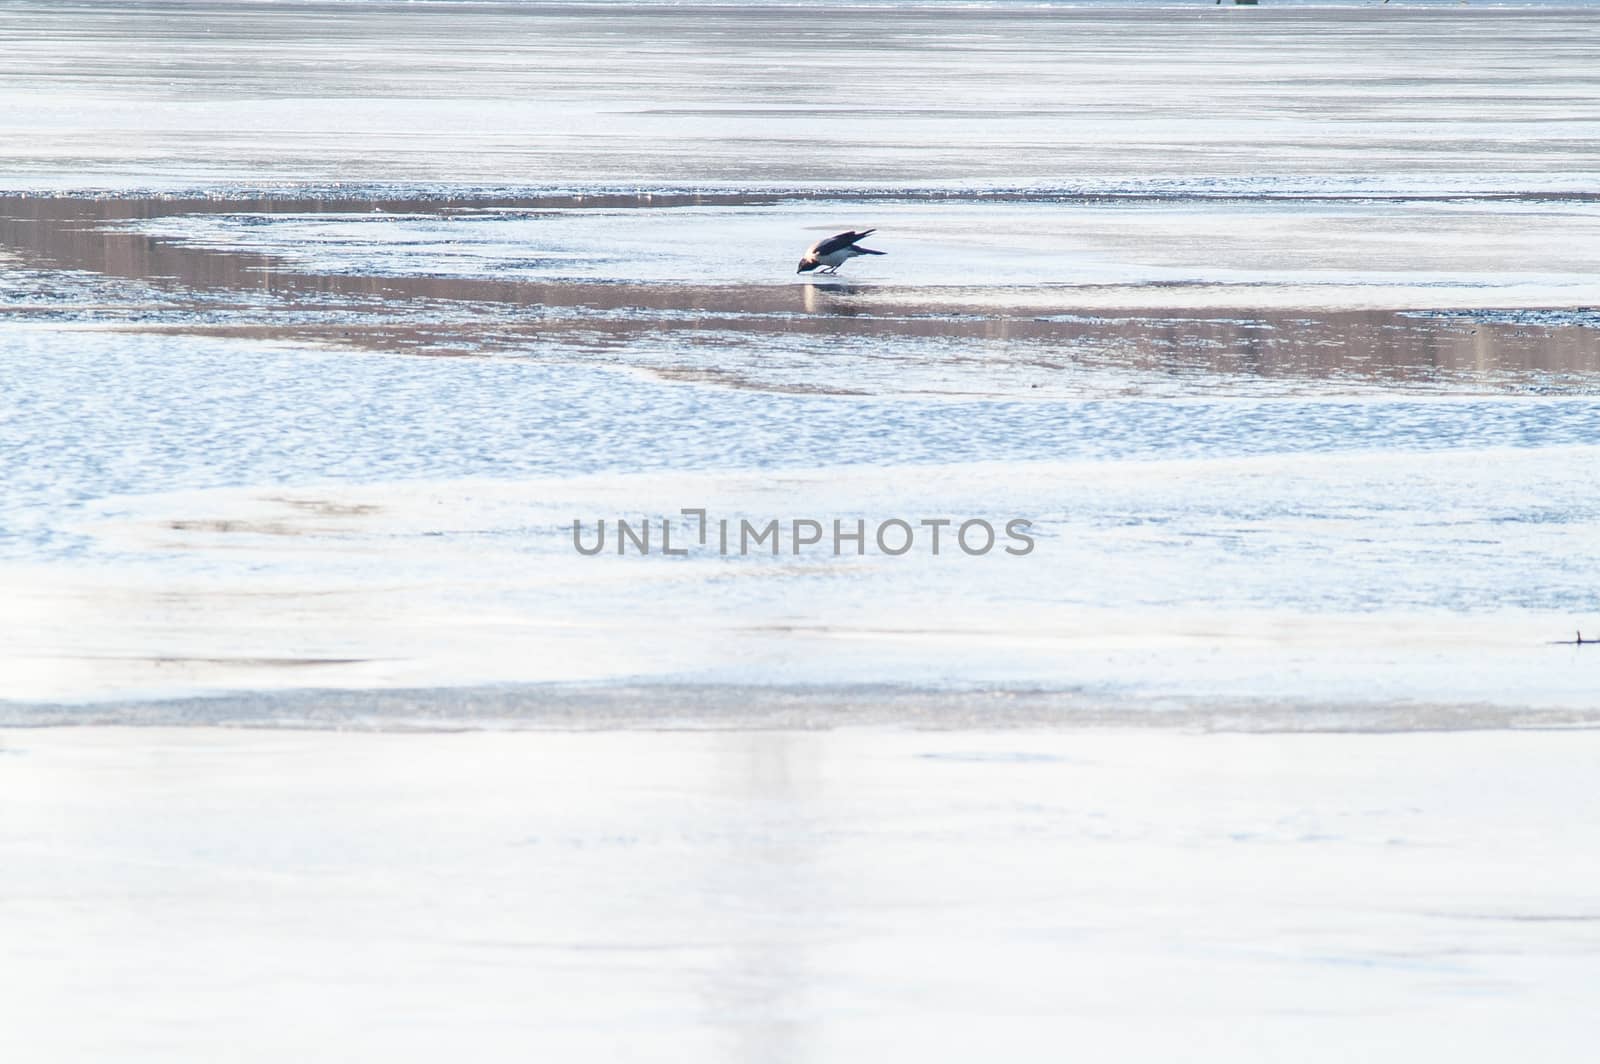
810,229,876,257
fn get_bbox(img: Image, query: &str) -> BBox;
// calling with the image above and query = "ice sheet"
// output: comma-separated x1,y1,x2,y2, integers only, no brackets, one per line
2,726,1597,1062
3,2,1598,190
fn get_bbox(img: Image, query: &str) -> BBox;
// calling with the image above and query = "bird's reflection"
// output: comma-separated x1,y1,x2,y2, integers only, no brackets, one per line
800,280,867,315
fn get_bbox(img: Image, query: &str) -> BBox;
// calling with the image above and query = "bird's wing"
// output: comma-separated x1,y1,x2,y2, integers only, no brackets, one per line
809,229,876,257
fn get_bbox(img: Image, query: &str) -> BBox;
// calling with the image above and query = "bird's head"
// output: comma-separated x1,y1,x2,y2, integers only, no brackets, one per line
796,259,818,274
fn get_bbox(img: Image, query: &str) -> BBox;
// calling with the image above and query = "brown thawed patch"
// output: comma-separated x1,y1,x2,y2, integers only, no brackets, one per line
166,519,303,536
165,497,381,536
261,496,383,518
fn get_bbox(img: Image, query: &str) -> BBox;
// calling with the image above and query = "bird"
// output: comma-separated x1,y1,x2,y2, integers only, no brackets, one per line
796,229,885,275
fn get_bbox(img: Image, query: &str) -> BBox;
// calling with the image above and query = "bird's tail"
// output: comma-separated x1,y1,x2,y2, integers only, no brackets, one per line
855,247,886,255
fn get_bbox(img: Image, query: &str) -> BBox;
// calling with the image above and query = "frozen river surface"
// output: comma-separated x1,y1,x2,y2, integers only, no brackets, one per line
2,2,1599,713
4,5,1600,1062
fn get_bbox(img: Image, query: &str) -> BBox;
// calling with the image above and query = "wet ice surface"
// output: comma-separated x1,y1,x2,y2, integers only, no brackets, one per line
4,726,1600,1063
121,193,1600,310
7,192,1600,402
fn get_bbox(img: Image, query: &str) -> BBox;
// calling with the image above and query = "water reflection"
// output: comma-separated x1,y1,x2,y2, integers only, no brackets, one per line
800,280,868,316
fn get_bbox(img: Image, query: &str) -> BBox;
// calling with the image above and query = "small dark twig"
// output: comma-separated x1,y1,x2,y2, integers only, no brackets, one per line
1551,630,1598,646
